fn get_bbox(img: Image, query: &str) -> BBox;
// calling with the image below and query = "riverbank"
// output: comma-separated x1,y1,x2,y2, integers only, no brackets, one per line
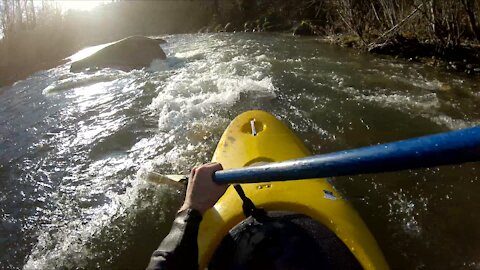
2,31,479,90
323,33,480,75
2,33,479,270
0,59,69,88
1,0,480,88
0,0,213,88
208,0,480,77
5,29,480,89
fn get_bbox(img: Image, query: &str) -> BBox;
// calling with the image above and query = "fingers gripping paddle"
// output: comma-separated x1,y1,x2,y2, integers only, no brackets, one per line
153,126,480,184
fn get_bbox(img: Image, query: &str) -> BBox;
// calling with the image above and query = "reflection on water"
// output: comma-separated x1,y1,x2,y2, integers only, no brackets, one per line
0,33,479,269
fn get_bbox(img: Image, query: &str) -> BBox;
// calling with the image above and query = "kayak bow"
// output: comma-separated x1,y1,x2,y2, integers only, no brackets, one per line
198,110,389,269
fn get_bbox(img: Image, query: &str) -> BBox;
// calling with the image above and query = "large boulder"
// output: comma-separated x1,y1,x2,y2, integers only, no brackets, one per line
71,36,166,72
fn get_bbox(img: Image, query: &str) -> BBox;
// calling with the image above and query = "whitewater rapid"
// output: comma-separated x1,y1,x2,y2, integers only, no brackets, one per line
0,33,478,270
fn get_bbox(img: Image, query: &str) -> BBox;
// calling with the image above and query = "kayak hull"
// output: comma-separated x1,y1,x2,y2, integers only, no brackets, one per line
198,110,388,269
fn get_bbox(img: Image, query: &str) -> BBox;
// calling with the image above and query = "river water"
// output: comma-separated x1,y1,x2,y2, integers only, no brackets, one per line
1,33,479,269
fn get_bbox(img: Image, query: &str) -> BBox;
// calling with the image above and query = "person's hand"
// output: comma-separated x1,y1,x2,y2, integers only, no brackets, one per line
179,162,228,215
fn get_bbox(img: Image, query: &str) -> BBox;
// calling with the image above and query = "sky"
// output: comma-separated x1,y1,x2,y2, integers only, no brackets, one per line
57,0,109,12
0,1,110,39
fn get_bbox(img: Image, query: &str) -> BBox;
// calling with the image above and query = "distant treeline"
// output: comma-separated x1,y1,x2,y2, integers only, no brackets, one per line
218,0,480,46
1,0,479,86
0,0,215,73
0,0,216,86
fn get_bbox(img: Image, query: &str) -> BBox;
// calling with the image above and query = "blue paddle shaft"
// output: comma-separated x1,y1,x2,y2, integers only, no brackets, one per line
213,127,480,184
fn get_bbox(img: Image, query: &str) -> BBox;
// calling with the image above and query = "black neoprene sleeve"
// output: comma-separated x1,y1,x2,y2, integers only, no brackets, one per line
146,209,203,270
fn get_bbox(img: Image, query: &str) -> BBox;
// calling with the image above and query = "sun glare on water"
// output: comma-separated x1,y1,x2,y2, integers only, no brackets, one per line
59,1,108,11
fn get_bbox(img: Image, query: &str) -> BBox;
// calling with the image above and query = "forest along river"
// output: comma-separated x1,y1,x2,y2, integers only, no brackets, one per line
1,33,479,269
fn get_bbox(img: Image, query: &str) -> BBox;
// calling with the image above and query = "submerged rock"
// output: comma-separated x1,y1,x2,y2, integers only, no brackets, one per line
154,38,167,44
70,36,166,72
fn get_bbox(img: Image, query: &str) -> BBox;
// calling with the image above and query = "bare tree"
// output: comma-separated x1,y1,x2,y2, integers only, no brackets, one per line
462,0,480,41
1,0,6,38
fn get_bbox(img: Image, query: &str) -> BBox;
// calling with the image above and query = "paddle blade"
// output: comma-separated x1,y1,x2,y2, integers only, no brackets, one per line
146,172,187,187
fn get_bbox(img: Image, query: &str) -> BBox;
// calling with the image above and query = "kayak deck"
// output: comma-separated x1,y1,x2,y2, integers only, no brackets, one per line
198,110,388,269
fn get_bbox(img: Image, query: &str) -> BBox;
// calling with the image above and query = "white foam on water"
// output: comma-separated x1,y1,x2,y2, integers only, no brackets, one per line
146,36,278,176
358,92,441,113
174,48,206,60
334,84,440,113
356,90,478,130
42,71,119,95
15,33,480,270
152,75,274,130
23,177,176,269
327,71,479,130
24,128,189,269
387,190,429,237
150,37,276,133
389,73,446,91
429,115,480,130
149,59,170,71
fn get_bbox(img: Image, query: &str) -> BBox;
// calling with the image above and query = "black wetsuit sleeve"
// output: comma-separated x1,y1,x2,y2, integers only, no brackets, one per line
146,208,203,270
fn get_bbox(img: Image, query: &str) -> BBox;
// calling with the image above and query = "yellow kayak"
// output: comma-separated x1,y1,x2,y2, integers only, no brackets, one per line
198,110,388,269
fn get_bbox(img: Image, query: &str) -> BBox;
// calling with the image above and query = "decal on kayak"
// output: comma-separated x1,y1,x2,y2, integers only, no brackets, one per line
323,190,337,200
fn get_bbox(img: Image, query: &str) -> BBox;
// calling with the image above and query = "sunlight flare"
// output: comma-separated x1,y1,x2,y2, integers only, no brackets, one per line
59,0,107,11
